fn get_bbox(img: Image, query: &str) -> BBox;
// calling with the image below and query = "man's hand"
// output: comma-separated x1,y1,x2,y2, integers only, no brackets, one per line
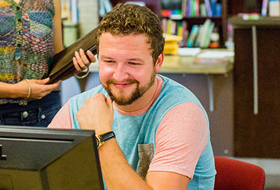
73,48,96,73
76,93,114,135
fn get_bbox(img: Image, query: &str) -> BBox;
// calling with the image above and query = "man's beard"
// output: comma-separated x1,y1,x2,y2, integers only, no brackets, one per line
103,70,156,106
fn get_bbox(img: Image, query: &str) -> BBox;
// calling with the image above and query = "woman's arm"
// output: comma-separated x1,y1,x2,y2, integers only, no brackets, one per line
53,0,64,54
0,79,60,99
52,0,96,74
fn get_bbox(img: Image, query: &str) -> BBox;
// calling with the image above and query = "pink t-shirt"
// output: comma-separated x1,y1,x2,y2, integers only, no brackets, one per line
48,76,208,179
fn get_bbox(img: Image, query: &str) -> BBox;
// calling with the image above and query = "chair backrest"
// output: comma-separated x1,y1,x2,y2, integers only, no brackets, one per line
214,156,266,190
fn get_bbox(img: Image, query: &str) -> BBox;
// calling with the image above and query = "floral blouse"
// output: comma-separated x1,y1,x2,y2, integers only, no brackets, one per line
0,0,56,105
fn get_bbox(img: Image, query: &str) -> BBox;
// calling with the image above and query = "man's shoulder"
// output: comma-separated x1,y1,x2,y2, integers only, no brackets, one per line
70,85,107,104
159,75,197,101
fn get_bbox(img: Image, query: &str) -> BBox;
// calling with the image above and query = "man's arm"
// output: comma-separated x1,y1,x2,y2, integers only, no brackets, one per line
76,94,153,189
146,102,209,189
76,93,208,190
48,100,72,129
98,138,154,190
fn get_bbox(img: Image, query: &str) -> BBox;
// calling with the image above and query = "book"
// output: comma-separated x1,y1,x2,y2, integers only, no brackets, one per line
204,0,212,16
210,0,217,16
186,0,191,16
203,22,214,48
269,0,280,17
167,19,173,34
179,21,188,47
195,25,204,47
215,3,222,16
163,34,182,55
47,28,98,84
186,25,199,47
261,0,268,16
195,0,200,16
181,0,187,17
177,22,183,37
171,20,177,35
199,19,210,48
190,0,195,16
161,18,168,33
200,19,214,48
200,3,207,16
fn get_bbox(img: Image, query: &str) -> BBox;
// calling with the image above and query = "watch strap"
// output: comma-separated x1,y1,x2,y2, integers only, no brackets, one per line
100,131,115,141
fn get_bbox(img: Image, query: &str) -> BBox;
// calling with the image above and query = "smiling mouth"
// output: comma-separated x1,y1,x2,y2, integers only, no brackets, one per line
113,83,134,89
107,79,138,89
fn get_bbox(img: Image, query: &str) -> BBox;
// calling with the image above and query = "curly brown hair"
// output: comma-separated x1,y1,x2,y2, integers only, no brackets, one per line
96,3,165,65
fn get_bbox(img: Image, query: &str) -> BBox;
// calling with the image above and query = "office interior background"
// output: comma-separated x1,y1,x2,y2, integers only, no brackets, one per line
60,0,280,189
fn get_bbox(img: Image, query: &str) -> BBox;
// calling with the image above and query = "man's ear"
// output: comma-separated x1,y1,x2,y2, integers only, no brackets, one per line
155,52,164,73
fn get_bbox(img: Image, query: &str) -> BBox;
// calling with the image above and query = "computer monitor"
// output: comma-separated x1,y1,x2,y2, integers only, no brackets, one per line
0,125,104,190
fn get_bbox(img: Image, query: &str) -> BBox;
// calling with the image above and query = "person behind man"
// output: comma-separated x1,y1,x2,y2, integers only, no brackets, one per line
49,3,216,189
0,0,95,127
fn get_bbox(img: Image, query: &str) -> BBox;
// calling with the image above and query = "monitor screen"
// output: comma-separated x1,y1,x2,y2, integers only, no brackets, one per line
0,125,104,190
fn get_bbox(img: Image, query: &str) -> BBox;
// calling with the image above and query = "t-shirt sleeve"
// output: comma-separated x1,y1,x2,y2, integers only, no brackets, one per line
48,100,73,129
148,102,208,179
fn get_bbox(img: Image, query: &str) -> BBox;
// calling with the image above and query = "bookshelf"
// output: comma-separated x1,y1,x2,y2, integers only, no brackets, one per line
109,0,276,48
160,0,228,48
109,0,228,48
109,0,161,15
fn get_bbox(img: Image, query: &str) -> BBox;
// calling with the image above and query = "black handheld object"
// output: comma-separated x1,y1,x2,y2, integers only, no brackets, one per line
47,27,98,84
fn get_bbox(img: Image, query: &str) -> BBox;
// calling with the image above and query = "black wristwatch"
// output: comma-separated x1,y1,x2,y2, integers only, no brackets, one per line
96,131,115,149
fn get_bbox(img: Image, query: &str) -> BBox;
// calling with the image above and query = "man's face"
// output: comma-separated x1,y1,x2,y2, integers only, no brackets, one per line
98,33,160,106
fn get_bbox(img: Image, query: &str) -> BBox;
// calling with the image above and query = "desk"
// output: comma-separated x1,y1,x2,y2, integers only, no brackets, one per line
87,49,234,112
89,49,234,74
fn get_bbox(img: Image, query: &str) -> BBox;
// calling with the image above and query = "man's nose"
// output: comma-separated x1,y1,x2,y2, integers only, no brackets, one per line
113,64,128,81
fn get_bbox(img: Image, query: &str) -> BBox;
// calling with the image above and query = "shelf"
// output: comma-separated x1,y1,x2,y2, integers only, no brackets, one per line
162,16,222,20
229,16,280,28
109,0,228,48
182,16,222,20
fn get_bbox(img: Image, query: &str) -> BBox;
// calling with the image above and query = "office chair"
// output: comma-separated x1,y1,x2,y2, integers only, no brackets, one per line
214,156,266,190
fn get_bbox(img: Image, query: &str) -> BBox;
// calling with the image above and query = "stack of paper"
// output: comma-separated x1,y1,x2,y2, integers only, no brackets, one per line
163,33,182,55
197,51,234,58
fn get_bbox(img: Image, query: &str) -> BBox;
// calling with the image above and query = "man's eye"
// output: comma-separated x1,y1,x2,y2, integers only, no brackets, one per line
128,62,139,65
104,60,114,63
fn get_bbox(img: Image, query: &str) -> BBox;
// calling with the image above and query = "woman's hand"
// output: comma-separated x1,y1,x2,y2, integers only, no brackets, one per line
73,49,96,73
15,78,60,99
